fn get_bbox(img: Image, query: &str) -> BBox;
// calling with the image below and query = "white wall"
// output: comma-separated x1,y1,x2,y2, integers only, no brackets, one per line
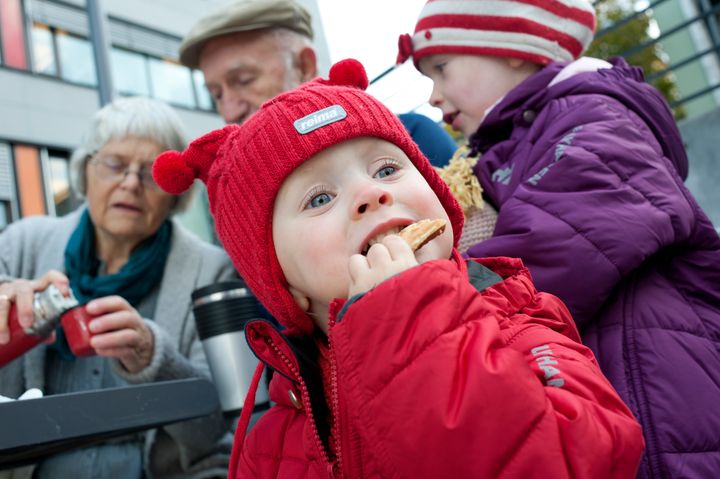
0,70,98,149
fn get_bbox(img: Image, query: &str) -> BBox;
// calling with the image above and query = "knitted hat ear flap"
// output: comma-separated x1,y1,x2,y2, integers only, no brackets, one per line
153,125,239,195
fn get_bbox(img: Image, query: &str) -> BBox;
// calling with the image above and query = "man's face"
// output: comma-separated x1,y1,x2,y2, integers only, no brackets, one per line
199,30,305,124
272,137,453,331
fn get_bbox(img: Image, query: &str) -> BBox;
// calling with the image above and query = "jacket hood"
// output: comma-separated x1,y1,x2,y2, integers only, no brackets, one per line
472,57,688,180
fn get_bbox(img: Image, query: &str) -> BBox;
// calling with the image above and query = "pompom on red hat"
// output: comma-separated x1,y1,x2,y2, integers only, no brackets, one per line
154,59,464,335
397,0,597,67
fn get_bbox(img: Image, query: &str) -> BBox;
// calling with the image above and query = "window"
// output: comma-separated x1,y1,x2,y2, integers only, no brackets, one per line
31,22,57,75
703,0,720,55
29,22,97,87
111,47,150,96
0,142,16,228
56,29,97,86
27,17,215,113
711,0,720,16
193,69,214,111
149,58,195,108
111,49,213,111
0,200,10,230
46,150,77,216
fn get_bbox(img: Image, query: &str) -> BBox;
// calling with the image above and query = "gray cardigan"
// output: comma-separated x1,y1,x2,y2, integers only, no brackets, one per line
0,207,237,478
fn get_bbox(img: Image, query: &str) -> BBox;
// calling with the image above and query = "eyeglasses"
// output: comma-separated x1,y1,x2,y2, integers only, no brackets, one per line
90,155,160,191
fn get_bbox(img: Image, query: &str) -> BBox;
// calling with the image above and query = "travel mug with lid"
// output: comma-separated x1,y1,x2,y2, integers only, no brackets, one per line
192,280,269,414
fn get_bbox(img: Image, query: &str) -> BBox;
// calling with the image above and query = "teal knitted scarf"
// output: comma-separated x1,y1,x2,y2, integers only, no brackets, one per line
54,208,172,359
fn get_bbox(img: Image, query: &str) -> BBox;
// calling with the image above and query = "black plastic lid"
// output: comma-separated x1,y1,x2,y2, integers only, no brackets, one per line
191,280,248,302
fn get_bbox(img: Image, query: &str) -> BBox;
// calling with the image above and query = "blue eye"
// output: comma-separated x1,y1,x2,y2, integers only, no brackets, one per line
308,192,333,209
376,165,397,179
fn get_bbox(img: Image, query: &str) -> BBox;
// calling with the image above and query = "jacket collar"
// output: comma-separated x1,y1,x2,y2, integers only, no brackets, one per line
245,319,301,384
469,61,566,154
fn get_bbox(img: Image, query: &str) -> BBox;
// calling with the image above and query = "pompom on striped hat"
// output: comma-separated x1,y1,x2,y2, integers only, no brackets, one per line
397,0,597,67
152,59,464,335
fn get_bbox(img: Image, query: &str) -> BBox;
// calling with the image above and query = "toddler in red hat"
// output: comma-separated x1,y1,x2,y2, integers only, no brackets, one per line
153,59,642,478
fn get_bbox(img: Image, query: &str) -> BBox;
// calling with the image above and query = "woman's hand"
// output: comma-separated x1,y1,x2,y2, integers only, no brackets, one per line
348,234,419,298
0,270,70,345
85,296,155,374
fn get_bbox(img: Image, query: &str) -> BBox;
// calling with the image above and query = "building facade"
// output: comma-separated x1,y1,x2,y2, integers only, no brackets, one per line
1,0,717,237
0,0,330,240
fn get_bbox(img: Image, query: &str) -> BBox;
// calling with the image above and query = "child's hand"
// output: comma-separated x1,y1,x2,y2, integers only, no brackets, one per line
348,235,419,297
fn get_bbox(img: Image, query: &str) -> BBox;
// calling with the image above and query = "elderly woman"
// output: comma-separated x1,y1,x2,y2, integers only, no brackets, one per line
0,97,236,478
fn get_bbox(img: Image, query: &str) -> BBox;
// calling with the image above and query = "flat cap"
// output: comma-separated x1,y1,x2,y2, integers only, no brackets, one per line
179,0,314,69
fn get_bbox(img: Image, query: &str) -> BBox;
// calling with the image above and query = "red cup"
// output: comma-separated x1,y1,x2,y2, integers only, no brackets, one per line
60,306,97,357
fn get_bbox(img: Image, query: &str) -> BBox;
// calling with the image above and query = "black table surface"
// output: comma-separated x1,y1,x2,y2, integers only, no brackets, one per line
0,378,220,469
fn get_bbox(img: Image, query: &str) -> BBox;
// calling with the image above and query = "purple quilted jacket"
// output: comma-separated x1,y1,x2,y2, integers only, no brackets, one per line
466,58,720,478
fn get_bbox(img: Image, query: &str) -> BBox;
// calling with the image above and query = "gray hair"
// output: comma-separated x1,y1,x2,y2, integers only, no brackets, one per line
272,27,313,53
69,96,192,213
272,28,316,88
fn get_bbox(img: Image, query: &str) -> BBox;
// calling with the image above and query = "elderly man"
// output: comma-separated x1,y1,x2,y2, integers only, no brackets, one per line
179,0,457,167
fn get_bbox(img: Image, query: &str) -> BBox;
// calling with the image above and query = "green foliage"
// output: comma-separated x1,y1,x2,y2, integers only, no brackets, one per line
587,0,686,119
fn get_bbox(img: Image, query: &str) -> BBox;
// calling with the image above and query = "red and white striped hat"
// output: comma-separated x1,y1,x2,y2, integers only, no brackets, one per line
397,0,597,67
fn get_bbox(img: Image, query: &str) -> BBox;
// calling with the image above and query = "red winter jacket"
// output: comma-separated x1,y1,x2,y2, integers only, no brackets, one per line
232,256,643,478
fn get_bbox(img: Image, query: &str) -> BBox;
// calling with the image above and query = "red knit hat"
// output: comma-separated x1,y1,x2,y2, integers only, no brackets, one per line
397,0,597,67
153,59,464,335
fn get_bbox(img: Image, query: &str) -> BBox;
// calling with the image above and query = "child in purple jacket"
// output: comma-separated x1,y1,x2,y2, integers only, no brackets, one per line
398,1,720,478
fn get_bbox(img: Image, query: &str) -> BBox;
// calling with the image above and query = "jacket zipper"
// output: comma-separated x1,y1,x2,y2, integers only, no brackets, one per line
265,337,336,478
329,314,362,478
328,327,343,478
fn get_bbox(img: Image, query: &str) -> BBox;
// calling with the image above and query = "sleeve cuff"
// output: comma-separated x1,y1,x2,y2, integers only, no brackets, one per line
112,319,172,383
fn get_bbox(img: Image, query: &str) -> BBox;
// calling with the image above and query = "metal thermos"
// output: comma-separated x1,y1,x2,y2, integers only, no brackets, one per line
0,285,96,368
192,281,269,414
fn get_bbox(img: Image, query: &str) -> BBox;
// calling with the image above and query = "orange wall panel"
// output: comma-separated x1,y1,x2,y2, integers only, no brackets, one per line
14,145,46,217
